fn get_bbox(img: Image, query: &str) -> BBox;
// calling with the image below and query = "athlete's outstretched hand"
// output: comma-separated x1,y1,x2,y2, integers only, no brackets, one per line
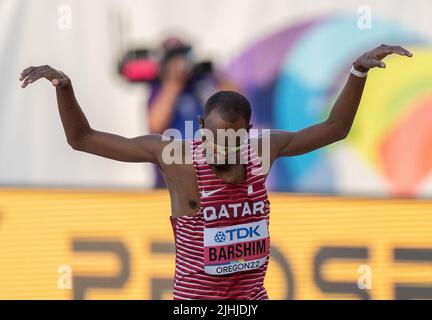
19,65,70,88
353,44,413,72
19,64,166,164
270,44,413,160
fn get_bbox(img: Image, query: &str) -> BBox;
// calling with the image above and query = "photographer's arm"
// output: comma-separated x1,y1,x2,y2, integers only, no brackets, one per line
148,56,190,133
148,81,183,134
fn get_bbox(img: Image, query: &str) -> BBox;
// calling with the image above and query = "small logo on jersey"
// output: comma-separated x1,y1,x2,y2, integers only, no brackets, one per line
204,220,269,247
201,187,225,198
247,185,254,195
214,231,226,243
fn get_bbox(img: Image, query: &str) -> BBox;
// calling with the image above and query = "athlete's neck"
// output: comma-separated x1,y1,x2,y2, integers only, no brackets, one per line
209,163,247,184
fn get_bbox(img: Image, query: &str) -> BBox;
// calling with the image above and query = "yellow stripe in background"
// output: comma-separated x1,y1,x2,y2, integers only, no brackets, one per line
0,189,431,300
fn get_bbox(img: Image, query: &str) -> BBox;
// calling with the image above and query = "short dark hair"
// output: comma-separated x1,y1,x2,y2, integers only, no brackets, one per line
204,91,251,123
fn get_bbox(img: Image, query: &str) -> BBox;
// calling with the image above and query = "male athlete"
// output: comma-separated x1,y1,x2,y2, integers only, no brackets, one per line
19,44,412,299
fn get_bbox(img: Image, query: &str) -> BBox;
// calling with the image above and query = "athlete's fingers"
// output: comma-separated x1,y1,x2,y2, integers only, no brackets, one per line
21,72,38,88
21,68,46,88
370,59,386,68
373,59,386,68
19,66,37,81
386,45,412,57
373,45,413,60
365,58,386,69
21,65,67,88
20,66,43,87
25,72,48,86
21,66,55,88
21,74,36,88
381,47,408,57
20,65,37,76
394,45,413,57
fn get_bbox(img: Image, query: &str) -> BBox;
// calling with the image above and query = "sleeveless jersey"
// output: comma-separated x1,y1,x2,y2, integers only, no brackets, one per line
170,138,271,300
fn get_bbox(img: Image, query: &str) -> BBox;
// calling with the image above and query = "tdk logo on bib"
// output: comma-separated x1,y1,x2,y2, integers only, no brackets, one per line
205,220,268,247
226,225,260,241
213,226,260,243
214,231,226,243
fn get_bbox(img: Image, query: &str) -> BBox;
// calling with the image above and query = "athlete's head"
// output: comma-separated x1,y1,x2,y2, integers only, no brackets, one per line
198,91,252,165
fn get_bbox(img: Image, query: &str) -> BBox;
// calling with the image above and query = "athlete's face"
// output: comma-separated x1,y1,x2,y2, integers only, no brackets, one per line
199,111,251,165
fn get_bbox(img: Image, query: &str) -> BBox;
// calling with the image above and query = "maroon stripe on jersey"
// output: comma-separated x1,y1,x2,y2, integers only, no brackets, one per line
170,139,271,300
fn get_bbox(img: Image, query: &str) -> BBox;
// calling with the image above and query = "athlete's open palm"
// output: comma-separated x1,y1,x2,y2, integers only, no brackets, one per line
354,44,413,72
19,65,70,88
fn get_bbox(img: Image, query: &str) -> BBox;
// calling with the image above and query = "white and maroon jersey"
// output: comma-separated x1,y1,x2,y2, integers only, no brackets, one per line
170,138,271,300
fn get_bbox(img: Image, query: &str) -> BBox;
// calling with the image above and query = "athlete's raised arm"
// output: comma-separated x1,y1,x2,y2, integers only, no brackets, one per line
19,65,166,164
270,44,413,160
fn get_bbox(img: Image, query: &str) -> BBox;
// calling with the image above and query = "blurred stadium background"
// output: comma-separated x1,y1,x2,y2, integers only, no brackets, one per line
0,0,432,299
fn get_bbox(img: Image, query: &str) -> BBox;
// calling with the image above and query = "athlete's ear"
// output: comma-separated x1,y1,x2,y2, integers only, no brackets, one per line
198,115,206,140
198,115,204,129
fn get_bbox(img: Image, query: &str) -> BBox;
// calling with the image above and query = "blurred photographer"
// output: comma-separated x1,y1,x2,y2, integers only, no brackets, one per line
145,37,238,187
147,37,237,135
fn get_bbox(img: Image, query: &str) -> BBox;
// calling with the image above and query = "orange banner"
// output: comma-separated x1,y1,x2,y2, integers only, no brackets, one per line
0,189,431,299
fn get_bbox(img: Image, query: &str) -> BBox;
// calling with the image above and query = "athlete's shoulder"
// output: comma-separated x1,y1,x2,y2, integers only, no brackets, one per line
154,137,193,168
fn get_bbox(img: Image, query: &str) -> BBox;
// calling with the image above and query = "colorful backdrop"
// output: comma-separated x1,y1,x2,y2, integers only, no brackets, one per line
228,15,432,196
1,1,432,196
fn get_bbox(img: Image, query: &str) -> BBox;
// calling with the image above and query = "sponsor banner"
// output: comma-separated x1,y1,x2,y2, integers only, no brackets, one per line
0,189,432,299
